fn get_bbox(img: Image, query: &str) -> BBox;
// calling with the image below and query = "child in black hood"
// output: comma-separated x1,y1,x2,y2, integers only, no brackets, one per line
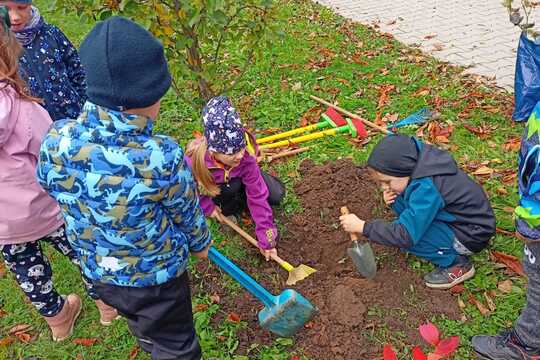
340,135,496,289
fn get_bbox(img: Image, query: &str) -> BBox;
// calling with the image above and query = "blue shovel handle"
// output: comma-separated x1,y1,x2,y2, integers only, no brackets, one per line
208,247,277,308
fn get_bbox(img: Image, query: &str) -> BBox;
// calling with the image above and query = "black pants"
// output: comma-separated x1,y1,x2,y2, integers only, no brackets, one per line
213,171,285,216
93,272,201,360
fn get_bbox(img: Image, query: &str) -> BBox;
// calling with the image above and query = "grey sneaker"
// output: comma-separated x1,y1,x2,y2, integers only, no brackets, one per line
424,257,475,290
472,330,540,360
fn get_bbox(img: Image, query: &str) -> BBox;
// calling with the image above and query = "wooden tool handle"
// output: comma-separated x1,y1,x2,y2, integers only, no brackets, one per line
340,206,359,241
267,146,311,162
219,215,289,268
310,95,392,135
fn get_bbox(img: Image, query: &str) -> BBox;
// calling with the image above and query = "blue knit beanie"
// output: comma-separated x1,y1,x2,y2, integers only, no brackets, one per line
203,96,246,155
79,16,171,110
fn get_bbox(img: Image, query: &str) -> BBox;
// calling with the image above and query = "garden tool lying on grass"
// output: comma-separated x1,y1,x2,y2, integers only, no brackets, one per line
208,246,316,337
257,107,348,144
340,207,377,279
258,110,369,150
220,215,317,285
386,108,433,130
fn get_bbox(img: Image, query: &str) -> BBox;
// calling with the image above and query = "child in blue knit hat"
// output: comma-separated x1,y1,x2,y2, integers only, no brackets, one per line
185,95,286,261
0,0,86,121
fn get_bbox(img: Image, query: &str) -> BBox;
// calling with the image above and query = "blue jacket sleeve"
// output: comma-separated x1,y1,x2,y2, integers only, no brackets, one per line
54,27,87,102
363,178,445,248
162,148,212,252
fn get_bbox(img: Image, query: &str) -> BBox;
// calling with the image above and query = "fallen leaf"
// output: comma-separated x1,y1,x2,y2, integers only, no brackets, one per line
209,294,221,304
8,324,32,335
433,43,444,51
496,187,508,195
463,123,496,139
483,292,497,312
128,345,140,360
0,309,7,318
291,82,302,92
412,346,428,360
491,251,525,276
449,284,465,294
502,137,521,152
472,166,494,176
428,122,454,143
227,312,241,323
424,33,437,40
434,336,460,356
377,84,395,109
290,356,301,360
419,322,440,346
73,338,99,347
382,113,399,125
427,353,443,360
383,344,398,360
14,332,32,343
496,227,514,236
469,295,490,316
0,337,14,347
300,106,324,127
413,88,430,97
458,298,466,309
0,262,5,278
498,280,513,293
192,130,202,138
195,303,208,312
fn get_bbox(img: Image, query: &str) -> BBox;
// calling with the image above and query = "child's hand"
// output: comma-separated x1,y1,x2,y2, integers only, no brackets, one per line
259,247,277,261
383,190,397,205
339,213,365,234
210,207,223,223
192,241,213,260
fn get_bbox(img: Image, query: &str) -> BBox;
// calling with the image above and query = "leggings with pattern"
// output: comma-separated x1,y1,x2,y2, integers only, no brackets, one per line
0,226,98,317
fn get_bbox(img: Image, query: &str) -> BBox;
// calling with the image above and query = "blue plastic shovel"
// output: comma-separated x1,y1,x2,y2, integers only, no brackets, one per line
208,247,316,337
387,108,433,130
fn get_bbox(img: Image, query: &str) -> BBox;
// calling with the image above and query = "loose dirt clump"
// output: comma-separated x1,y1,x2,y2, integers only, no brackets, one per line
194,158,460,359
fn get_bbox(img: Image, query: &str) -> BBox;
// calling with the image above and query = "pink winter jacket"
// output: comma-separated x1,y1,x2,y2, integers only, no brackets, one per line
0,85,63,245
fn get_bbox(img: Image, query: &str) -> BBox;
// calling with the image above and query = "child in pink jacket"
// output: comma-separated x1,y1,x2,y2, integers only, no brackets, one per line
0,12,116,342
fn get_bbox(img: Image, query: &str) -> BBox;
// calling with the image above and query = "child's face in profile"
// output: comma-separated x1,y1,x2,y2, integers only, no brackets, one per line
213,148,246,168
0,2,31,32
372,170,410,195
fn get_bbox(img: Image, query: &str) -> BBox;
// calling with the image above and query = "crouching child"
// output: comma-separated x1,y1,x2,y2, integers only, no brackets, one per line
340,135,496,289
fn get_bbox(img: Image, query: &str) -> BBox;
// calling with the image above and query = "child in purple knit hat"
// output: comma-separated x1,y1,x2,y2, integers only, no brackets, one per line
185,95,286,260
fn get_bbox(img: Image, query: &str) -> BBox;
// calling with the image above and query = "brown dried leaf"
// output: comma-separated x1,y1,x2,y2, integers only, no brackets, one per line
496,187,508,195
491,251,525,276
469,295,490,316
502,137,521,152
14,332,32,343
300,106,324,127
377,84,395,109
413,88,430,97
463,123,496,139
128,345,140,360
472,166,494,176
8,324,32,335
195,303,208,312
227,312,241,323
498,280,513,294
209,294,221,304
73,338,99,347
483,292,497,312
450,284,465,294
0,337,14,347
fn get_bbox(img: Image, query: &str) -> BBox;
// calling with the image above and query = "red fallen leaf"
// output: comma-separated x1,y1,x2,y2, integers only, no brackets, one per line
419,322,440,346
449,284,465,294
463,123,496,139
428,122,454,143
491,251,525,276
227,312,241,323
217,335,226,342
0,337,14,347
195,303,209,312
383,344,398,360
73,338,99,346
434,336,459,356
290,356,301,360
377,85,395,109
192,130,202,138
75,356,83,360
412,346,428,360
14,332,32,343
427,354,443,360
128,345,140,360
502,137,521,152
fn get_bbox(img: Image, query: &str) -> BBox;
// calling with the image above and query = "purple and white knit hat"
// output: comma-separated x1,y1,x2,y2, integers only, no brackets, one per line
203,96,246,155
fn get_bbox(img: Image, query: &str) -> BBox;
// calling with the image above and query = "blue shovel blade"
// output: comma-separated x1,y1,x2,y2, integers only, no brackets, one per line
258,289,316,337
388,108,432,129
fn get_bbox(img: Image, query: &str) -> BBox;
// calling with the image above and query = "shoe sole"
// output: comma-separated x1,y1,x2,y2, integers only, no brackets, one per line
100,315,121,326
474,350,494,360
53,297,82,342
425,266,476,290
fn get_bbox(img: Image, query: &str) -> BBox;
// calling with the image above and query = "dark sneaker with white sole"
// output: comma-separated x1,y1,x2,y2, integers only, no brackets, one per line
424,256,475,290
472,330,540,360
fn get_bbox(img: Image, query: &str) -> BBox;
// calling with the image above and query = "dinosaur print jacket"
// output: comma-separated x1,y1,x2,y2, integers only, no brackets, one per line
36,102,212,287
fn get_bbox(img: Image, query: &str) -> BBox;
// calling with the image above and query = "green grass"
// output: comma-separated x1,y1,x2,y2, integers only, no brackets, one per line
0,0,527,359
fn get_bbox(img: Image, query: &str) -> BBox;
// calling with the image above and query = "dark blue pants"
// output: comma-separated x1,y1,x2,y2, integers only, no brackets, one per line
93,272,201,360
0,226,98,317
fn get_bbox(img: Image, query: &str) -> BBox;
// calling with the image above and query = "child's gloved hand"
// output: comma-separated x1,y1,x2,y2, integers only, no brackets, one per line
339,213,365,234
259,247,277,261
383,189,397,205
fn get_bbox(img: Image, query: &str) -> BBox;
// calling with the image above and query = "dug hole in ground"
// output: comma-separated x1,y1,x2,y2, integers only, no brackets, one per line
194,158,460,359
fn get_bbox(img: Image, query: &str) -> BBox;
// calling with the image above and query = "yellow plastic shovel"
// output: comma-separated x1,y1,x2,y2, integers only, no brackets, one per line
219,215,317,285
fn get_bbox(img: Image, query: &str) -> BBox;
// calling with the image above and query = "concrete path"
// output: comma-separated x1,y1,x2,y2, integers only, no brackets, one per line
314,0,540,90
